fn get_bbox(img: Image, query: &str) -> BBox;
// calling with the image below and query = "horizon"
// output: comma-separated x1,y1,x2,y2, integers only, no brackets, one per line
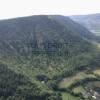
0,0,100,20
0,12,100,21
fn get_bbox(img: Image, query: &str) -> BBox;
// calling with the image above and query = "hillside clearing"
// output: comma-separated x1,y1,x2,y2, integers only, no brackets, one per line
59,71,96,88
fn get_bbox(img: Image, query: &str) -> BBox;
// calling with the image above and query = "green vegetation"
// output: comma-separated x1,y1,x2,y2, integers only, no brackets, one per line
62,93,80,100
0,15,100,100
59,71,96,89
73,86,85,94
0,63,60,100
93,69,100,76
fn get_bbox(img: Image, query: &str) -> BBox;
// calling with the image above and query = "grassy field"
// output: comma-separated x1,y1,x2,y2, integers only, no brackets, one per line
87,81,100,88
93,69,100,76
59,68,100,99
59,71,96,88
73,86,85,94
62,93,80,100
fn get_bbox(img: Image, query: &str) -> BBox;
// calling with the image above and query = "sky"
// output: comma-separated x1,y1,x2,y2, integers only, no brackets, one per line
0,0,100,19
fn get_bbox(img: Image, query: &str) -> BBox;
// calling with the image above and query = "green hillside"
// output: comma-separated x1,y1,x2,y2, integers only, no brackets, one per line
0,15,100,100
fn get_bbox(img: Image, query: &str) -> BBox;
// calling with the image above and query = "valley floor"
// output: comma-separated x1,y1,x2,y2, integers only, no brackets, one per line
59,68,100,100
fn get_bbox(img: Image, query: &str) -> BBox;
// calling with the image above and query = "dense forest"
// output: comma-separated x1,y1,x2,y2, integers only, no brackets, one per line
0,15,100,100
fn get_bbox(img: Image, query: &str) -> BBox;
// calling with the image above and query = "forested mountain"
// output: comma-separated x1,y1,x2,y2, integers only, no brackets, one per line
49,15,97,40
0,15,100,100
0,15,97,58
70,13,100,36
